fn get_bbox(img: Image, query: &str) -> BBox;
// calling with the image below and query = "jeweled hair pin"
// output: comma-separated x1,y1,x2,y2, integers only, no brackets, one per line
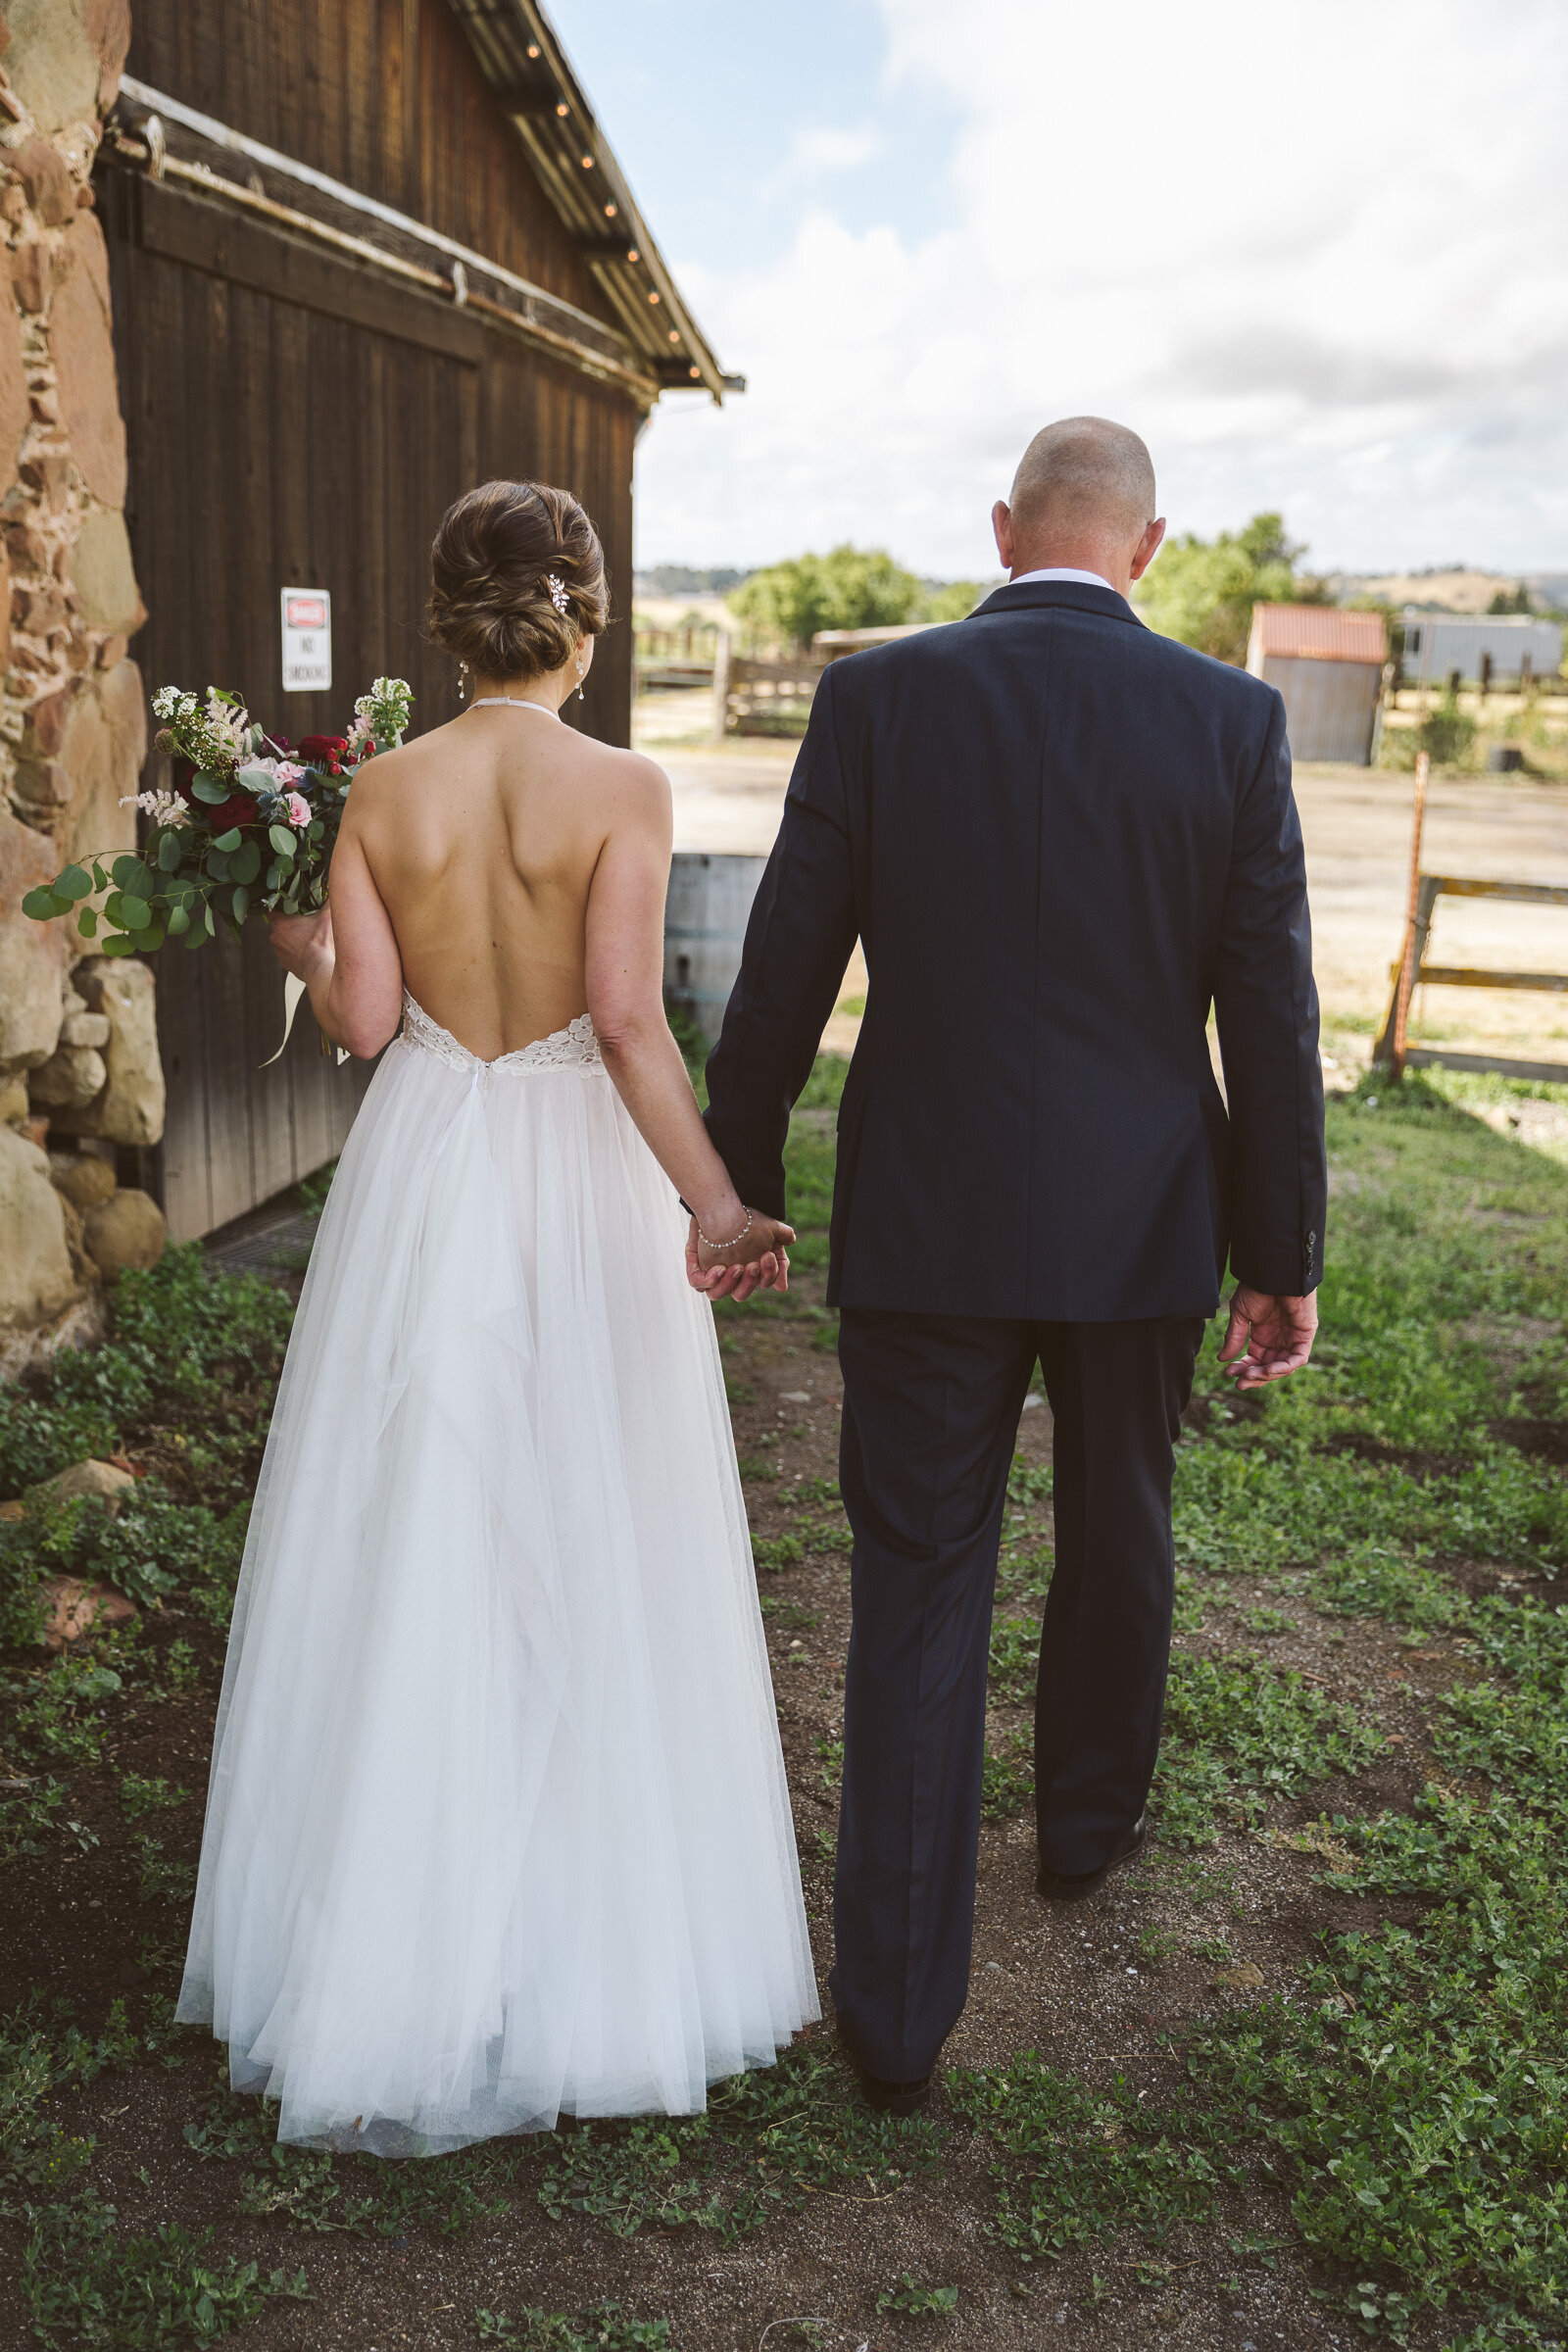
545,574,569,614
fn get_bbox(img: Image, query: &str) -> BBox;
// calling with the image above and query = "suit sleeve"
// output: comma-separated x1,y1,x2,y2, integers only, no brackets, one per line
1212,691,1327,1296
703,665,859,1219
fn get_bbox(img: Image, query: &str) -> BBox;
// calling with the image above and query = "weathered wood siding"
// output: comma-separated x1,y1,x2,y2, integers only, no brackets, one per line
101,0,642,1239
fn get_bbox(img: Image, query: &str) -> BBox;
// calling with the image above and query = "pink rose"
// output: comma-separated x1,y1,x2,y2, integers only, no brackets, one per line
285,792,312,827
274,760,307,788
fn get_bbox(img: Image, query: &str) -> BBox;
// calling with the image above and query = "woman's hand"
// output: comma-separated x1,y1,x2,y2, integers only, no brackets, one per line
268,904,335,986
684,1210,795,1301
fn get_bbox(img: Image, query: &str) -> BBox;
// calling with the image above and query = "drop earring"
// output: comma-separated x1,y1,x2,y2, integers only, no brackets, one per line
575,665,586,703
458,662,468,705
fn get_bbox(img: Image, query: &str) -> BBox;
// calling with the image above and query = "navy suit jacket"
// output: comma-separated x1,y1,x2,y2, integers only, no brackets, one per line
703,578,1326,1321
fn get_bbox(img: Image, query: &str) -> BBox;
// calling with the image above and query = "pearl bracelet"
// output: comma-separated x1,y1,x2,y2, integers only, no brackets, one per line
697,1206,754,1251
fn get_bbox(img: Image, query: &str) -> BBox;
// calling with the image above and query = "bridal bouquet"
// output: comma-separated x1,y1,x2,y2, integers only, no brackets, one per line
22,676,414,956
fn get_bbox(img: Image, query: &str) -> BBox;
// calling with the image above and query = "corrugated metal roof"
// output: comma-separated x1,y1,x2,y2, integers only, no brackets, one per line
1250,605,1388,663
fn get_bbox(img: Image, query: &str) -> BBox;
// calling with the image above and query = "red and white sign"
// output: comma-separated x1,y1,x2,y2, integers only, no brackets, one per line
281,587,332,692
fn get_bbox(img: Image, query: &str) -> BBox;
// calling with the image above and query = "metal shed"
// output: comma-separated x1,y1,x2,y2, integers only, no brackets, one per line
1246,605,1388,765
1400,612,1563,689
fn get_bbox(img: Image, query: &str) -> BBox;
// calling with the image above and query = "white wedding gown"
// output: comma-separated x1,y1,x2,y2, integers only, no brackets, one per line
177,992,818,2153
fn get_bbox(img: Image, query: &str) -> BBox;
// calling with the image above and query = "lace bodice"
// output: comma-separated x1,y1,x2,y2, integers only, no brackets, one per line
399,991,602,1074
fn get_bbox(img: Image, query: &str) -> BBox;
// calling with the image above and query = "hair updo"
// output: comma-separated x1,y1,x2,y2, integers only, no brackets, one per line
426,479,609,681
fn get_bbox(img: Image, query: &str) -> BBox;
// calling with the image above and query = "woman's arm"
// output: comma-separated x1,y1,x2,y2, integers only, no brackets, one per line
267,816,404,1059
584,760,793,1296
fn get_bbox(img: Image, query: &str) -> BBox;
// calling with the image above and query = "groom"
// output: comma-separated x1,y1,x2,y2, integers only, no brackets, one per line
703,416,1326,2111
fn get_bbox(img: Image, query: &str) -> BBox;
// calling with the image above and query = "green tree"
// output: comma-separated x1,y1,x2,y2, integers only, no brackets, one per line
1488,582,1533,614
1134,513,1329,666
913,578,988,623
729,545,922,652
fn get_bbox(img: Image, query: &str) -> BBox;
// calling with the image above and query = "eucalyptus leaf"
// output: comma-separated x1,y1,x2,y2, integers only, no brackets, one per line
231,840,261,885
111,855,142,887
213,828,242,854
91,861,110,892
205,850,230,883
102,935,135,958
269,825,298,859
138,920,167,951
103,891,123,926
21,886,66,920
237,764,276,794
266,860,284,892
54,863,92,902
167,902,190,936
76,906,98,938
230,883,250,925
119,893,152,929
190,776,229,805
158,830,184,871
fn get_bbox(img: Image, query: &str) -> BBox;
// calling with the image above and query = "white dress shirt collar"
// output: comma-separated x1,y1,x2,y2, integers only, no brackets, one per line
1007,565,1120,593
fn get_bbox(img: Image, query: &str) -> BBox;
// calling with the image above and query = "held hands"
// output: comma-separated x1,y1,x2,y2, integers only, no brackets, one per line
684,1209,795,1303
1219,1283,1318,1391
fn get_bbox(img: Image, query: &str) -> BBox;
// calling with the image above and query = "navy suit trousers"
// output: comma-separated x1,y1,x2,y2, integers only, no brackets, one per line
828,1307,1204,2083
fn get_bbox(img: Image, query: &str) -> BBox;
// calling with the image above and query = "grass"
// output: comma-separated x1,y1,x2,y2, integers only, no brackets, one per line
9,1057,1568,2342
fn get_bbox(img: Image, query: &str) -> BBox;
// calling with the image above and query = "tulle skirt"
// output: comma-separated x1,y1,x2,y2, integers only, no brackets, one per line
177,1001,818,2153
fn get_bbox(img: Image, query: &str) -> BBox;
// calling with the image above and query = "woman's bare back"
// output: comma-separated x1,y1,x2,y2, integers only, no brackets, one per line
347,703,661,1059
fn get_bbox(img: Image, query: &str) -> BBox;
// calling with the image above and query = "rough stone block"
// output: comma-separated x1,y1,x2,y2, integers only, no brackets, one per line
59,662,144,867
56,953,163,1144
49,1148,114,1207
38,1573,136,1648
0,804,68,1070
59,1009,108,1048
70,506,140,629
0,249,27,498
0,1121,76,1326
29,1038,105,1106
51,216,126,507
10,235,46,314
28,1455,135,1510
82,1185,165,1280
0,1074,28,1123
2,0,99,134
79,0,130,113
12,133,74,225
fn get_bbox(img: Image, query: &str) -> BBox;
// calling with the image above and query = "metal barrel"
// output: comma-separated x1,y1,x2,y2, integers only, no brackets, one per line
662,852,768,1047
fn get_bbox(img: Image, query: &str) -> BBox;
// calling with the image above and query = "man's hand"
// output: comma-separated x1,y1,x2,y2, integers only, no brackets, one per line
1218,1284,1318,1390
684,1212,794,1303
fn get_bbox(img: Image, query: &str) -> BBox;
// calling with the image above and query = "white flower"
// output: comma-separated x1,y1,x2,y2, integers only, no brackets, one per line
119,788,190,826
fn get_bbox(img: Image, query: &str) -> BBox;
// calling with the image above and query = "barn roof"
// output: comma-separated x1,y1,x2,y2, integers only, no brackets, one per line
447,0,739,403
1250,605,1388,663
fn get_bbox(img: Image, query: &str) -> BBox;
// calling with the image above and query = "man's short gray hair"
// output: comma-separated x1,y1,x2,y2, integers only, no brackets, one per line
1008,416,1156,539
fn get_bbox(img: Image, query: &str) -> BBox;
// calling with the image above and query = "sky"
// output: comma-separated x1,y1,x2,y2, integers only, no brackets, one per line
553,0,1568,581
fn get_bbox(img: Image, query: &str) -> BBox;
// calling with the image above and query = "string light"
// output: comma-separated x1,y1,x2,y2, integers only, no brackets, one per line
667,328,679,343
625,246,639,263
648,289,660,304
581,153,593,168
526,41,540,58
688,364,701,379
555,100,568,117
603,201,617,218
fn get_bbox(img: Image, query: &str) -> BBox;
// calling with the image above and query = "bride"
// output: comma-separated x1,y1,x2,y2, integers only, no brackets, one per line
176,479,818,2153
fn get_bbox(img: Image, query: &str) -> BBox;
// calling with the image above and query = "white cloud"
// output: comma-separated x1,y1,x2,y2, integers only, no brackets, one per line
635,0,1568,573
762,121,883,197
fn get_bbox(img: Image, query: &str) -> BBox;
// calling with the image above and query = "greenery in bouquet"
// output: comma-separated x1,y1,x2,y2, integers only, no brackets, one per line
22,677,413,956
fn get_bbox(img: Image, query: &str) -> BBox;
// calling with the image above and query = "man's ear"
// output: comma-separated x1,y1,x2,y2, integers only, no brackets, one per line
992,500,1015,572
1129,516,1166,583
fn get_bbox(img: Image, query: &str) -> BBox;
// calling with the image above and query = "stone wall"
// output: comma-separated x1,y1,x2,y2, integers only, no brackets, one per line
0,0,168,1363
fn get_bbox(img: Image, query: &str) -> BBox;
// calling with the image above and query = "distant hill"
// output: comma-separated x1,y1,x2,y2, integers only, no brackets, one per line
634,565,750,596
1324,566,1562,614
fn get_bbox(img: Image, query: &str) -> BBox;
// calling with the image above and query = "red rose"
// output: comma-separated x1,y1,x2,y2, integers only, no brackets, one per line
296,735,348,762
203,790,261,832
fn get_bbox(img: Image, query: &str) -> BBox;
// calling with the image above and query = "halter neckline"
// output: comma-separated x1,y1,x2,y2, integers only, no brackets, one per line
468,696,560,719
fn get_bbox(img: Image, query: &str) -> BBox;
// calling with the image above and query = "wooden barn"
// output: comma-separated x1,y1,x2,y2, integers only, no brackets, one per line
99,0,736,1241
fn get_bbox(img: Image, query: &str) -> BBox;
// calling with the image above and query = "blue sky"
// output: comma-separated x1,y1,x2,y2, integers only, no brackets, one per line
553,1,1568,581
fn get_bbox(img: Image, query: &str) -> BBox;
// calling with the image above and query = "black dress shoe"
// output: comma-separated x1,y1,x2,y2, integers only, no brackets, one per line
1036,1810,1149,1903
833,2013,933,2115
854,2066,932,2117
